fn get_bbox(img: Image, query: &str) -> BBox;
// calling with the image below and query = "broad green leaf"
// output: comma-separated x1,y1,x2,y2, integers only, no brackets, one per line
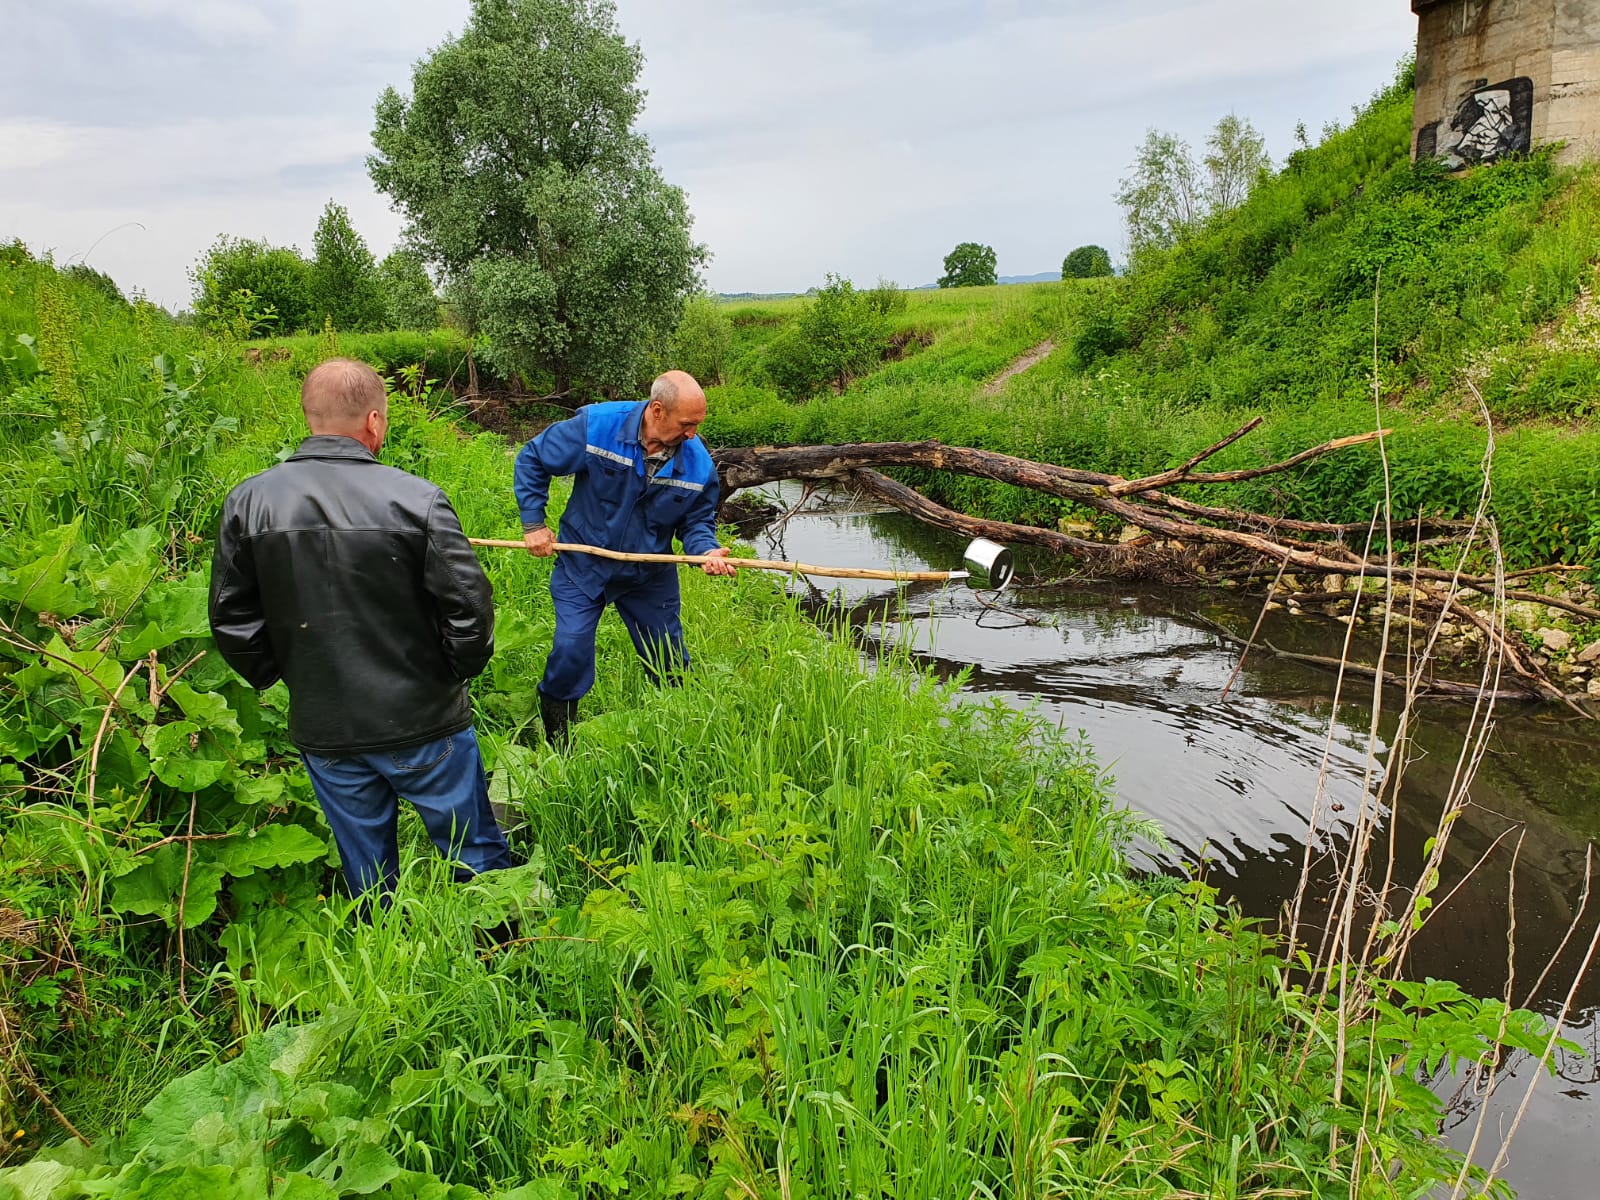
110,843,227,928
169,680,242,736
87,525,162,614
234,773,288,808
121,574,211,656
319,1142,399,1194
214,824,329,876
95,727,153,791
47,634,126,701
143,721,230,791
0,518,88,617
492,606,541,655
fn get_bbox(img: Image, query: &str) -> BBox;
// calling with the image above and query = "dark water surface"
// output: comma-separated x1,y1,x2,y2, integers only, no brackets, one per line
744,485,1600,1199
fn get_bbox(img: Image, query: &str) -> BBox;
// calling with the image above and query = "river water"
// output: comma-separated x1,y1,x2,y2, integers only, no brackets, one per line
743,485,1600,1199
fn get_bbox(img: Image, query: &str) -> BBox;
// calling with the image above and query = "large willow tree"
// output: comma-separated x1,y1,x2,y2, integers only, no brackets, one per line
369,0,703,395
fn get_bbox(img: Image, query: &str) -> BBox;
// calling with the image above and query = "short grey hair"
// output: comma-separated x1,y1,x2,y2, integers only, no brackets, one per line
649,373,682,410
301,358,388,427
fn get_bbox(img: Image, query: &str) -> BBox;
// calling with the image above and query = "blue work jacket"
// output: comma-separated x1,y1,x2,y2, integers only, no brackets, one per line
513,401,722,598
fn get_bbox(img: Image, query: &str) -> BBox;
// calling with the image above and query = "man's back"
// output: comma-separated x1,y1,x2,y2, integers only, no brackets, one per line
210,434,494,755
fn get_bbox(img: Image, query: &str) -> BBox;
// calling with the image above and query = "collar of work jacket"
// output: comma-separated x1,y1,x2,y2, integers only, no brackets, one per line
288,434,379,464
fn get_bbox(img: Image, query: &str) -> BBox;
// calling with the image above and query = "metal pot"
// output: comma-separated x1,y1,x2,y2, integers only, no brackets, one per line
961,537,1014,591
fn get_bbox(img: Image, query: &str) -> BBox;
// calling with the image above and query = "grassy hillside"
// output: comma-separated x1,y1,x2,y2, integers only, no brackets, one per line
0,245,1549,1197
701,74,1600,569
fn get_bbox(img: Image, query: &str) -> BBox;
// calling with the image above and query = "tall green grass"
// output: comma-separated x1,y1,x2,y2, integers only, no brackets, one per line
0,239,1558,1198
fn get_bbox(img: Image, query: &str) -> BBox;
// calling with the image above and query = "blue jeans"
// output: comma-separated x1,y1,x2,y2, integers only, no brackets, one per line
302,726,513,897
540,560,688,702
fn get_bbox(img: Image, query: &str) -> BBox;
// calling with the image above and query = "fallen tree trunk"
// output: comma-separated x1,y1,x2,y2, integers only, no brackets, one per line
711,425,1592,708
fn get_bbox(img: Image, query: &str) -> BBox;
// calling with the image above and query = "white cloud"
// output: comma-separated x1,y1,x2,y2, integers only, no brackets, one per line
0,0,1417,305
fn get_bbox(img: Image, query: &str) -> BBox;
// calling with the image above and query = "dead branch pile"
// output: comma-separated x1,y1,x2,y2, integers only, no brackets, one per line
712,418,1592,707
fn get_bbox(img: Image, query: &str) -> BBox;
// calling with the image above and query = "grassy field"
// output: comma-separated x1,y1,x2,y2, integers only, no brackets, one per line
0,244,1560,1197
698,73,1600,571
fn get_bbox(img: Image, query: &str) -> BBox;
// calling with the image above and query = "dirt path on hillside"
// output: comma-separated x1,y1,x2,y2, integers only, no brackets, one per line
982,340,1056,395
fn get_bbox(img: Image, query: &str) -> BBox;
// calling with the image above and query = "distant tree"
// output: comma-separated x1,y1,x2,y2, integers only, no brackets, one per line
309,200,385,331
1116,131,1206,260
1062,245,1113,279
764,274,886,401
189,236,313,334
376,249,440,331
669,294,733,385
1204,115,1271,212
1117,116,1271,260
938,242,997,289
368,0,703,396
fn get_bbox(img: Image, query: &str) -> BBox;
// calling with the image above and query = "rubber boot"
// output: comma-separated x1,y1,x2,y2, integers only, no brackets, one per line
540,692,578,750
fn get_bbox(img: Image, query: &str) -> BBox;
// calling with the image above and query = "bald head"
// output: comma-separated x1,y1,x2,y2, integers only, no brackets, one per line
301,358,388,434
641,370,708,455
650,369,706,413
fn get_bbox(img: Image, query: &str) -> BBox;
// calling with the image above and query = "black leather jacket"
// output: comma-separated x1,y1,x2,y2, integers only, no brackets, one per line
208,435,495,755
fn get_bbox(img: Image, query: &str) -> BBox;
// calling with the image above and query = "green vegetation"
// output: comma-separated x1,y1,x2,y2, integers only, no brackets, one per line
1116,114,1271,260
369,0,702,397
309,200,386,333
1061,244,1113,279
375,250,442,333
0,241,1555,1196
190,234,316,336
698,71,1600,568
189,205,413,338
937,240,997,288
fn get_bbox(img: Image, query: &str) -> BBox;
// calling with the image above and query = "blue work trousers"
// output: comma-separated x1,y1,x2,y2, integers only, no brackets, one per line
540,559,687,703
302,726,513,897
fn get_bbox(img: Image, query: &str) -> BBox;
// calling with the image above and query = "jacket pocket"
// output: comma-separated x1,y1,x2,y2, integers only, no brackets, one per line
387,735,455,773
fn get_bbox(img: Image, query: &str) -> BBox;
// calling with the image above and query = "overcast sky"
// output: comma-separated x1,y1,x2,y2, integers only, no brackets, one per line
1,0,1416,309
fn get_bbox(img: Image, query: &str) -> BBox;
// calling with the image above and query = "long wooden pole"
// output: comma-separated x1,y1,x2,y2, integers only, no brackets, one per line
466,537,963,583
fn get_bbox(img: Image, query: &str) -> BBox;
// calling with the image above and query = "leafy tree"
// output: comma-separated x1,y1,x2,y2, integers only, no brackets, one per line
1117,116,1271,260
1062,245,1113,279
376,250,440,332
368,0,703,396
938,242,997,289
668,294,733,385
763,274,886,401
1205,114,1271,212
309,201,385,331
1116,131,1206,260
189,237,313,334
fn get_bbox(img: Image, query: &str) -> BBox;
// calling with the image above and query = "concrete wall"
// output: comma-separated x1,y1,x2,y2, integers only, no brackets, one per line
1412,0,1600,165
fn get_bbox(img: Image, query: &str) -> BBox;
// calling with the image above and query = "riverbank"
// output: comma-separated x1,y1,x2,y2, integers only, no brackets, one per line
0,252,1559,1197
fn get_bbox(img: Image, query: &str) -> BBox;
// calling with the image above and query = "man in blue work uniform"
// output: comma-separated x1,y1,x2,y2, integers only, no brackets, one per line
514,369,737,746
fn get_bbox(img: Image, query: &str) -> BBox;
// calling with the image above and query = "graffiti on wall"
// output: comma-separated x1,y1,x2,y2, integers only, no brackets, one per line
1416,76,1534,167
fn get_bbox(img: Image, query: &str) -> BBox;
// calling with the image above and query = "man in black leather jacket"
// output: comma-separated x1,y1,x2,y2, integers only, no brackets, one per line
208,358,513,897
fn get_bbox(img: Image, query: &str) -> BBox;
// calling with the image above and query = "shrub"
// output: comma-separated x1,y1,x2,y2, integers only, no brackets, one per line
190,236,314,334
668,294,733,384
761,275,887,400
